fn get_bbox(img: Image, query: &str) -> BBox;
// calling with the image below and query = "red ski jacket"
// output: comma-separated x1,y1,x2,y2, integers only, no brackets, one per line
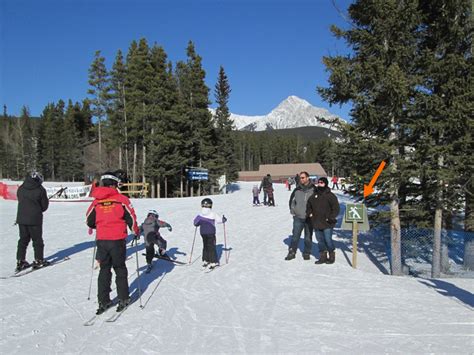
86,187,139,240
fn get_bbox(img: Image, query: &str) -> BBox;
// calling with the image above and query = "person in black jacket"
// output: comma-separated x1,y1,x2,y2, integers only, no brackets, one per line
15,171,50,272
306,177,340,264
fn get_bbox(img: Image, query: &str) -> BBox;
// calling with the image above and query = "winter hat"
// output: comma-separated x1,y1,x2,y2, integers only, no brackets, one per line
318,177,329,187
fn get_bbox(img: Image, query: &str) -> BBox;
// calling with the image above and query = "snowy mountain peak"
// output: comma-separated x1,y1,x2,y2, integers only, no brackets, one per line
226,95,341,131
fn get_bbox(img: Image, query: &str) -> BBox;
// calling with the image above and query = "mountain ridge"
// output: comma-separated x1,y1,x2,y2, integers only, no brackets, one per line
211,95,342,131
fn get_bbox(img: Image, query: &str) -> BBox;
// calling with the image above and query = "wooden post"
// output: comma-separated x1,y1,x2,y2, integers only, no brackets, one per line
352,221,358,268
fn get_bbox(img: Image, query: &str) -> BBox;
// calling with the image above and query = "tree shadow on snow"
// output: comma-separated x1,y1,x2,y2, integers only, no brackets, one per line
417,278,474,309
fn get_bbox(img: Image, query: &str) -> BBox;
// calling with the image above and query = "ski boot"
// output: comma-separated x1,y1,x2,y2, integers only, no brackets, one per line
116,298,130,312
145,263,153,273
208,263,218,270
303,253,311,260
32,259,50,269
96,300,113,315
202,261,209,268
15,260,30,273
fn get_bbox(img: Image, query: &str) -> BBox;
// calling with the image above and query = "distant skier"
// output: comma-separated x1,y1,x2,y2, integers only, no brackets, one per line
137,209,172,272
193,198,227,269
86,171,139,314
259,174,273,205
267,185,275,206
15,171,50,272
252,184,261,205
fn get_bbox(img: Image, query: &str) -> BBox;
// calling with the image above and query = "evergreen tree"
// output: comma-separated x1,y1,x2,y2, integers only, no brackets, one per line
318,0,422,275
213,66,239,182
59,102,84,181
176,41,214,193
88,50,111,171
411,0,473,275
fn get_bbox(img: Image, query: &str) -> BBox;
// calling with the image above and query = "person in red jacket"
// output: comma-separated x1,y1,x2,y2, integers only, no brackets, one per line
86,171,139,314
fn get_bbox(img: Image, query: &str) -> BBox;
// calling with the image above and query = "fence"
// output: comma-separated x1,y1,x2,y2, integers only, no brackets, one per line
366,226,474,278
120,183,149,198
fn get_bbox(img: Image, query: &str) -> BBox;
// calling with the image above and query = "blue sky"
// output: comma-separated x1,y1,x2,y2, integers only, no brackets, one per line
1,0,353,120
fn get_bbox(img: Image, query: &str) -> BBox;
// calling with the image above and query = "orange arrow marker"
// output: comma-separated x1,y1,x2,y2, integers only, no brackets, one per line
364,161,386,198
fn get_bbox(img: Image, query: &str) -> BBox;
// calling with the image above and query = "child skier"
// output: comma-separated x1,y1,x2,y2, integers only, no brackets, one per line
138,209,172,272
252,184,260,205
267,185,275,206
193,198,227,269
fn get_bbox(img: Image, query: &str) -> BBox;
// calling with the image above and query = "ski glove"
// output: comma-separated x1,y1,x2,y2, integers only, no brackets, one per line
168,226,172,232
222,215,227,223
133,234,140,241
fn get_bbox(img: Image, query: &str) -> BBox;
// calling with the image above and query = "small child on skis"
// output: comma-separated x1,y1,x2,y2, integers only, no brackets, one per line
267,185,275,206
193,198,227,269
252,184,260,205
138,209,172,272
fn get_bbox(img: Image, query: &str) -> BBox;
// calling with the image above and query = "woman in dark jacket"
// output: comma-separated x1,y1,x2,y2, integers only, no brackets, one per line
307,177,340,264
15,171,49,271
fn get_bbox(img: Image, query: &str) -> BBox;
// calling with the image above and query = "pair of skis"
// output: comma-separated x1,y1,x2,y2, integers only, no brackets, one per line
83,300,132,326
0,257,71,279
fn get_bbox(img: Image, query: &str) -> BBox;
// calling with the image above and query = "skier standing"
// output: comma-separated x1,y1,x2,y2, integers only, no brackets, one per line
307,177,340,264
15,171,50,272
252,184,260,205
138,209,172,272
86,172,139,314
193,198,227,269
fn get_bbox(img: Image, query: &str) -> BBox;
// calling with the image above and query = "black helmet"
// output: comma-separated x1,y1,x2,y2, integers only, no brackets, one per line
201,198,213,208
100,171,120,187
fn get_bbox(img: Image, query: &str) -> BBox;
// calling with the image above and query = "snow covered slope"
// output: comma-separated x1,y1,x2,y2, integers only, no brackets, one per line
0,182,472,353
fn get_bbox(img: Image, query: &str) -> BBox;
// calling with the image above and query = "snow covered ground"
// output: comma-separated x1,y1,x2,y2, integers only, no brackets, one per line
1,182,473,354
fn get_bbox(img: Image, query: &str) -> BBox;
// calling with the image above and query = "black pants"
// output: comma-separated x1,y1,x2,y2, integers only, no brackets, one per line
201,234,217,263
145,232,167,264
96,239,129,303
17,224,44,261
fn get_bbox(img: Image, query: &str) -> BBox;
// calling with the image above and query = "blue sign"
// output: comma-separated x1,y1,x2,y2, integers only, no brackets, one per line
187,169,208,181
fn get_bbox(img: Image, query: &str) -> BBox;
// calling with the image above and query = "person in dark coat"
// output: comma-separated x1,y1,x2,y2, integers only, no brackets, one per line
306,177,340,264
15,171,50,272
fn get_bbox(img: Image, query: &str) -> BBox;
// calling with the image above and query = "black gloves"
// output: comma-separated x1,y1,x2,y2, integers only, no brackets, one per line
222,215,227,223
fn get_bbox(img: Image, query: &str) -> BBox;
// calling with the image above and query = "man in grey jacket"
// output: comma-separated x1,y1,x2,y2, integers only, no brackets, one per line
286,171,316,260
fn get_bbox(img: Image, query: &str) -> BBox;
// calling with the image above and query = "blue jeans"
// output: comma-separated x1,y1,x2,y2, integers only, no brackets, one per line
289,217,313,255
314,228,335,252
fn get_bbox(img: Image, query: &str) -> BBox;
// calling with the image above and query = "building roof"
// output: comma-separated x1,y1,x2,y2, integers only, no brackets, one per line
238,163,327,181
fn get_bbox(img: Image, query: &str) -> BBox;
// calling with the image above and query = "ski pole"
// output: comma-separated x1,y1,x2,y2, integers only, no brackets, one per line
223,221,229,264
87,231,96,300
189,226,198,264
133,237,143,308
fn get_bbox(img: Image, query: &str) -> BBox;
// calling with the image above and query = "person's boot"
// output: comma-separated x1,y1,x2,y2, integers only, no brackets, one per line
315,251,328,264
285,249,296,260
116,298,130,312
15,260,30,272
303,253,310,260
32,259,50,269
326,251,336,264
96,300,113,315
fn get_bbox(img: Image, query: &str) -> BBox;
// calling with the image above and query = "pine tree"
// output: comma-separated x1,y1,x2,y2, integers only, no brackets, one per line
318,0,423,275
412,0,473,275
88,50,111,171
213,66,239,183
176,41,214,194
59,102,84,181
